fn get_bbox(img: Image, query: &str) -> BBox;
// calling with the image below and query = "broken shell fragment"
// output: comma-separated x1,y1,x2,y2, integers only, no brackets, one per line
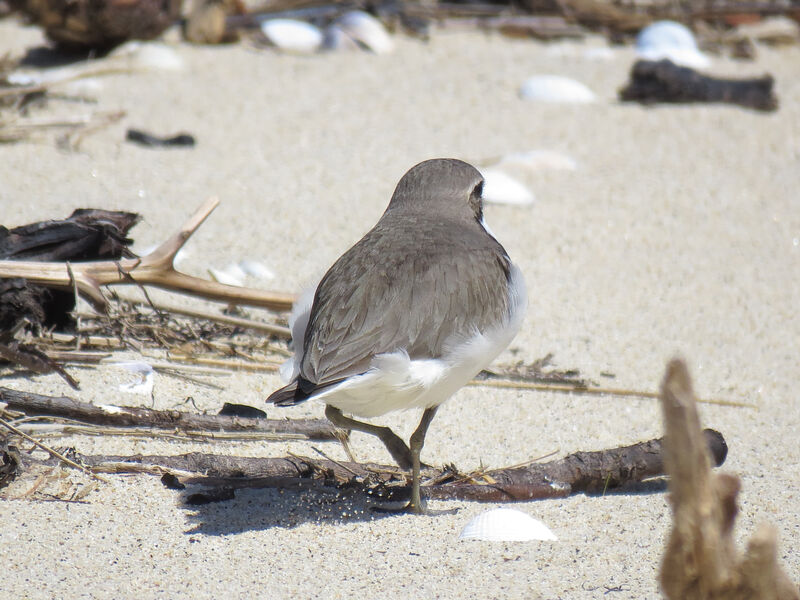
460,508,558,542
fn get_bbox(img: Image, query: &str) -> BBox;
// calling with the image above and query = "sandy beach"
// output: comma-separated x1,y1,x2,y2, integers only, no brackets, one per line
1,15,799,599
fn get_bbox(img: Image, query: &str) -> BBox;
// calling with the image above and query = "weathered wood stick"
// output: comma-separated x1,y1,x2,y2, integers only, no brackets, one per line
0,198,297,312
619,59,778,112
0,387,336,440
47,428,727,503
659,359,798,599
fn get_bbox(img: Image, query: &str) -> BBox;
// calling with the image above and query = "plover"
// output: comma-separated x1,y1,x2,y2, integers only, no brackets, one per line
268,158,527,512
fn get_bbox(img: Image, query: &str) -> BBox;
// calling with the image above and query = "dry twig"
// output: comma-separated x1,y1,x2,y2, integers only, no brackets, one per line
0,198,296,312
0,386,336,440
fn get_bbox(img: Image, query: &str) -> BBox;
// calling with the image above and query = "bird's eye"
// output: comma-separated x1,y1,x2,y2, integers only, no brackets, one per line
473,182,484,198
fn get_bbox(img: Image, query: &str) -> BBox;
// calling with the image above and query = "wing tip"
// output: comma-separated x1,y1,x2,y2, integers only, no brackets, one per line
266,382,303,406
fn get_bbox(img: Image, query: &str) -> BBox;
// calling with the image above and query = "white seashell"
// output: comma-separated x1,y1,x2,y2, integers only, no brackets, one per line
460,508,558,542
208,263,246,287
496,149,577,172
113,361,155,395
635,21,710,69
110,41,184,71
480,169,534,206
519,75,596,103
261,19,323,54
238,259,276,281
334,10,394,54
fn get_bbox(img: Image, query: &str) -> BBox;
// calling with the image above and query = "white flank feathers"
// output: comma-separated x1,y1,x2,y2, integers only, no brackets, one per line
519,75,597,103
480,169,535,206
460,508,558,542
261,19,323,54
635,21,710,69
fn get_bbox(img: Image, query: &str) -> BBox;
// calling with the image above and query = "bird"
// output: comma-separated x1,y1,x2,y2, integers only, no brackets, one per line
267,158,527,513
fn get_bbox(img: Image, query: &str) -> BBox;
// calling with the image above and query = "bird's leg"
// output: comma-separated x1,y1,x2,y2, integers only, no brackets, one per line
325,405,413,470
408,406,439,514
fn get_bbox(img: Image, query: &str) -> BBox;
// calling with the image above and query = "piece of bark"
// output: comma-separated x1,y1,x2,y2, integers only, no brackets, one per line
0,209,139,262
1,208,140,330
28,428,728,504
0,387,336,440
659,359,798,599
619,59,778,112
8,0,182,49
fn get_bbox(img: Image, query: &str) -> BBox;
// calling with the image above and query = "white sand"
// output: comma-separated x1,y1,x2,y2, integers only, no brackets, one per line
1,18,799,599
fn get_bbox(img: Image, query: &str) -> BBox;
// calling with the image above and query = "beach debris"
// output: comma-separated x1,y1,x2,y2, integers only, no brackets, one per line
0,437,21,489
460,508,558,541
114,361,155,395
0,209,139,329
322,25,362,51
109,41,185,71
480,169,535,206
217,402,267,419
7,0,182,49
330,10,394,54
0,385,727,503
208,262,247,287
635,20,710,69
519,75,597,103
619,59,778,112
0,333,80,389
730,15,800,46
238,259,276,282
0,386,336,440
260,19,324,54
0,198,297,313
184,0,243,44
126,128,196,148
493,149,578,172
659,359,799,600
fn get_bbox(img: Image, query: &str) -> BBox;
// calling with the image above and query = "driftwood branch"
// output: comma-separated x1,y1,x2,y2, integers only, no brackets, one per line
0,198,296,312
15,427,728,504
659,359,798,599
0,386,336,441
619,59,778,112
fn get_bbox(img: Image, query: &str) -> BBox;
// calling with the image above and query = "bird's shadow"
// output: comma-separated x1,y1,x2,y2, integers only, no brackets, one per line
179,483,409,535
177,477,669,536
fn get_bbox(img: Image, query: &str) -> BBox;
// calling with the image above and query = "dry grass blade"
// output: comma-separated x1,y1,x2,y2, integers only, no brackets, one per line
470,378,756,408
